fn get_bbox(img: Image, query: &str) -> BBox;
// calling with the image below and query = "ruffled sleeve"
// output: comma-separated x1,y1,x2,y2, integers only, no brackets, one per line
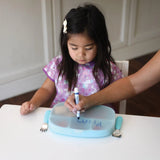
43,55,62,82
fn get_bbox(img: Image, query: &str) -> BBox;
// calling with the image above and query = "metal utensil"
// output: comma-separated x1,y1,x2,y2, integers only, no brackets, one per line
40,110,51,132
112,116,123,138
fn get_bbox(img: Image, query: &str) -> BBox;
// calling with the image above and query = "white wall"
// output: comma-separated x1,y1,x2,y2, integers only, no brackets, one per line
53,0,160,59
0,0,54,100
0,0,160,101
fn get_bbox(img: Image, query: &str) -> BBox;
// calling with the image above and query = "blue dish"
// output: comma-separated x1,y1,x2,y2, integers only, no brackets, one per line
48,102,115,138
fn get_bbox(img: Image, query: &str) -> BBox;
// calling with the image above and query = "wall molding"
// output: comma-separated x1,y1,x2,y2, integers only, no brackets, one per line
0,0,53,101
112,36,160,60
0,64,44,85
112,0,130,49
0,72,46,101
52,0,62,56
41,0,54,62
128,0,160,45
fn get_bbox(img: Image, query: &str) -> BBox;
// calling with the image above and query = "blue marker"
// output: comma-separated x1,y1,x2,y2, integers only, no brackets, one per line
74,87,80,119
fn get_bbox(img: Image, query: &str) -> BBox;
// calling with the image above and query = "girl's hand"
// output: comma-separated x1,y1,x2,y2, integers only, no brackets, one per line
20,101,37,115
65,94,89,113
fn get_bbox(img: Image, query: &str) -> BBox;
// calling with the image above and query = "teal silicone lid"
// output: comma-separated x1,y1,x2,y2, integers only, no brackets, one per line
48,102,115,138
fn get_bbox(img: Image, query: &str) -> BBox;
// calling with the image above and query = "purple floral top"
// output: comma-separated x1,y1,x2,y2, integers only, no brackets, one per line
43,55,123,107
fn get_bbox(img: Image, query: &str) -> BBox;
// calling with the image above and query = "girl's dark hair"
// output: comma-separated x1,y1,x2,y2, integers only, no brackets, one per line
59,4,115,91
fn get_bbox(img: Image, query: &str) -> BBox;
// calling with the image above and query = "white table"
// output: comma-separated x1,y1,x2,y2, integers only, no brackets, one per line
0,104,160,160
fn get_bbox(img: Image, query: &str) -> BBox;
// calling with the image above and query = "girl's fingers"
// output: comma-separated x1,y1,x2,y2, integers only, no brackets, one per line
72,108,77,115
20,102,36,115
65,94,76,111
65,94,89,113
20,102,29,115
29,104,36,111
74,96,88,111
65,95,80,114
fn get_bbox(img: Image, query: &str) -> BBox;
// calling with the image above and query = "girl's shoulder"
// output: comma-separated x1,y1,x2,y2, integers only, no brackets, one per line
49,55,62,66
43,55,62,71
43,55,62,81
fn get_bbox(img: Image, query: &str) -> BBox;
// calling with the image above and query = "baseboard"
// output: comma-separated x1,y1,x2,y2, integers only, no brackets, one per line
112,37,160,60
0,72,46,101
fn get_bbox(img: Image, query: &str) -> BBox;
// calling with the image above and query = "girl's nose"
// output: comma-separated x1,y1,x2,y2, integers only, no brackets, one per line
79,48,86,57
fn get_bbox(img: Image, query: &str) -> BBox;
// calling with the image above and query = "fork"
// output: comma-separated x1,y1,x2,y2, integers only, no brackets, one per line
40,110,51,132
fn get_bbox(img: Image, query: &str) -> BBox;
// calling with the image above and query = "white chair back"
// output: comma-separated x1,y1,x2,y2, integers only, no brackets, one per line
115,61,129,114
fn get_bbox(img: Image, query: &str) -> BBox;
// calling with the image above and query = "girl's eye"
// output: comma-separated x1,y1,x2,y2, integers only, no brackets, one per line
72,48,78,50
85,47,93,50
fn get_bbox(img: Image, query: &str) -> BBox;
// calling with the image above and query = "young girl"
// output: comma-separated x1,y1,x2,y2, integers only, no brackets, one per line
20,4,123,115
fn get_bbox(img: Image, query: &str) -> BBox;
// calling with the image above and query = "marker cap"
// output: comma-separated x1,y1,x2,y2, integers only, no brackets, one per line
74,87,79,93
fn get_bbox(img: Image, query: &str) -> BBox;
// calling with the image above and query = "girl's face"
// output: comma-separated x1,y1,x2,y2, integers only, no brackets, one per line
67,32,97,64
